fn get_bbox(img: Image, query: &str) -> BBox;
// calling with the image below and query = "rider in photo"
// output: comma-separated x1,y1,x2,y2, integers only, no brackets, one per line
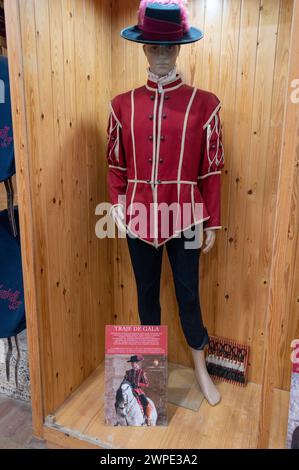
123,355,152,424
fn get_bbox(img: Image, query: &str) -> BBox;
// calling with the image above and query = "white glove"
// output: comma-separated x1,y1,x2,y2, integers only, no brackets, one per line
109,203,126,234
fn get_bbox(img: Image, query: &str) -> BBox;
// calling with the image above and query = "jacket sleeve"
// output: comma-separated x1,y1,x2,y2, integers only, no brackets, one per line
198,99,224,231
138,370,149,388
106,99,128,213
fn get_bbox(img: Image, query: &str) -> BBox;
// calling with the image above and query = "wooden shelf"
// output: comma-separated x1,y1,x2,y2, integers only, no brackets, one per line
43,362,289,450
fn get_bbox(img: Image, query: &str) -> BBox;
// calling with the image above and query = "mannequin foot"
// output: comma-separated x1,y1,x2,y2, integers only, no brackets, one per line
194,366,221,406
190,347,221,406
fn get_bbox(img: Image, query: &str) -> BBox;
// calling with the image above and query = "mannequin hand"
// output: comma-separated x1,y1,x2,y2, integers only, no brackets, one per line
110,203,126,234
201,229,216,254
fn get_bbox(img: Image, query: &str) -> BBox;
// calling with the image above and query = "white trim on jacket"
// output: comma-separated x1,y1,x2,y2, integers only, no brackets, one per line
128,90,137,231
175,87,197,231
126,215,211,248
198,171,221,179
203,102,221,129
127,179,198,184
203,226,222,231
109,165,127,171
109,101,122,128
146,82,184,93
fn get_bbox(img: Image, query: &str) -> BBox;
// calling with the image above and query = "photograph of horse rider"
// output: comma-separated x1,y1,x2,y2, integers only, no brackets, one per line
123,354,152,421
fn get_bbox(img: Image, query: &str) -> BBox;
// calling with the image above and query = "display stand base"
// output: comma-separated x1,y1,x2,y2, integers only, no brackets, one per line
168,362,204,411
43,361,289,449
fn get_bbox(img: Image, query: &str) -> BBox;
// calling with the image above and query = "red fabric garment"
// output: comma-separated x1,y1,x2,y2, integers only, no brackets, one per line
124,368,149,396
106,74,224,247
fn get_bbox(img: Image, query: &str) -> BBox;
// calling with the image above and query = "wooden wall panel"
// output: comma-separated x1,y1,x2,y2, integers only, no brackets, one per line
110,0,296,388
5,0,113,417
4,0,44,437
258,0,299,446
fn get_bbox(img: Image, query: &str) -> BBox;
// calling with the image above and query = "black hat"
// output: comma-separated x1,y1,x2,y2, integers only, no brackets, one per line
127,354,144,362
120,1,203,45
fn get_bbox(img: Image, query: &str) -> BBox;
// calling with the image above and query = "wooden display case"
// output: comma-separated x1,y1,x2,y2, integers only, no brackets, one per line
2,0,299,449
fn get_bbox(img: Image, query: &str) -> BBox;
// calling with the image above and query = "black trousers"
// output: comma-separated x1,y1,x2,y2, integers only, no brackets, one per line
126,226,209,350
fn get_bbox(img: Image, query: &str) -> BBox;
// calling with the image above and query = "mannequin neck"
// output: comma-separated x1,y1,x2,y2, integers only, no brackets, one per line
147,65,177,81
147,66,181,93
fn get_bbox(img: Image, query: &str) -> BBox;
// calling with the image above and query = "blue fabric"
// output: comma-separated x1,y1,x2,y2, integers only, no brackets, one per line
0,208,26,338
0,56,15,183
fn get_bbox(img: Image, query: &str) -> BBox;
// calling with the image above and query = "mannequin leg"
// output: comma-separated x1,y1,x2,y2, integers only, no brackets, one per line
126,233,163,325
166,227,221,406
189,347,221,406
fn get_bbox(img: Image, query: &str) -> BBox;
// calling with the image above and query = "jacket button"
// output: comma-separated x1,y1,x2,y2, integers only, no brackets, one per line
157,179,161,184
163,113,167,119
147,179,151,183
149,114,153,120
159,158,164,163
148,157,152,162
165,95,169,100
150,95,155,100
148,135,153,141
161,135,165,141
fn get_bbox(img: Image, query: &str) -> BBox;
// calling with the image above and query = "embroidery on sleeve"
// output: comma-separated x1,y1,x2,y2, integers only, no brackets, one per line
198,103,224,180
107,99,125,167
107,111,121,164
206,112,224,172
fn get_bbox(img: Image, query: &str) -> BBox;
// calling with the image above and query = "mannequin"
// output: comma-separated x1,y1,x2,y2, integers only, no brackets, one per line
106,1,224,406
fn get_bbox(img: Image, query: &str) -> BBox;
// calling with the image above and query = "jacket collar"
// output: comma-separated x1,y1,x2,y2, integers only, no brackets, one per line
146,66,183,93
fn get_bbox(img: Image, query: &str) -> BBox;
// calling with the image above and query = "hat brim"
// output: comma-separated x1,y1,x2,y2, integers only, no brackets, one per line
120,25,204,45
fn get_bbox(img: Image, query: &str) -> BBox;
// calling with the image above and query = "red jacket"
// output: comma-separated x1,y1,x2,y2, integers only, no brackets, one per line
124,368,149,396
106,74,224,248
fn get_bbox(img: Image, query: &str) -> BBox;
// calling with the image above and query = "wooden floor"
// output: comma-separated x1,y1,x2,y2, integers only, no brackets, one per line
0,393,46,449
45,362,289,449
